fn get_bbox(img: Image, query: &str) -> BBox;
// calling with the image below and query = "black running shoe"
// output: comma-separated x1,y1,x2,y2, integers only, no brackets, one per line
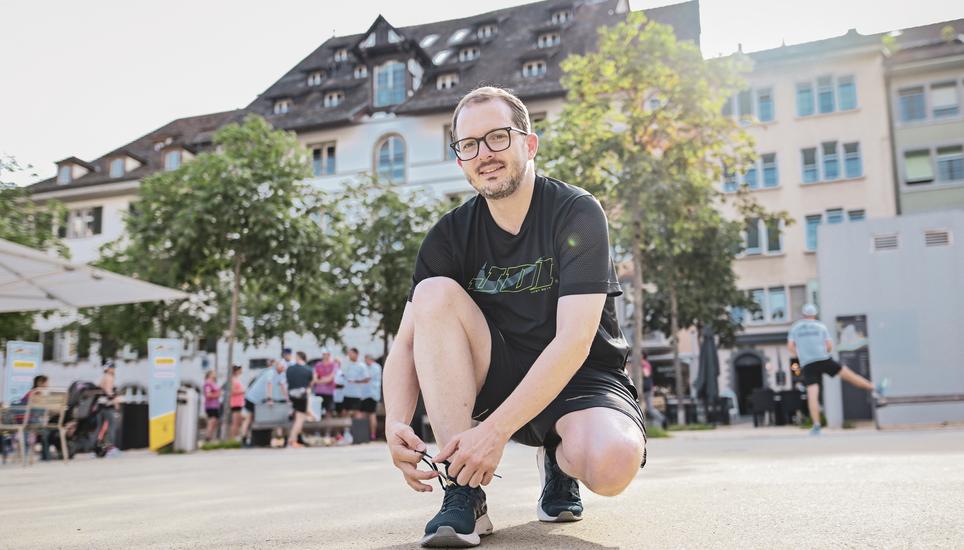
421,483,493,548
537,445,583,522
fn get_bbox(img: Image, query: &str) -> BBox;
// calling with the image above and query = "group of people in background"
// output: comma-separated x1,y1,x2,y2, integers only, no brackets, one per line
202,346,383,448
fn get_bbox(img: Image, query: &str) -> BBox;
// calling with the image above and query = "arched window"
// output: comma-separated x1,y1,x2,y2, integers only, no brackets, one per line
375,135,406,183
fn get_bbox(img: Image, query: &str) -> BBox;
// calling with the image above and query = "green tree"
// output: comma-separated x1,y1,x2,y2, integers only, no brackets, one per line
339,176,447,358
83,115,353,385
540,12,787,417
0,155,67,345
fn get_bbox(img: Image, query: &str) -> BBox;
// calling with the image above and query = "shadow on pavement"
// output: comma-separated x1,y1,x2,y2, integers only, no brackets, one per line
374,520,620,549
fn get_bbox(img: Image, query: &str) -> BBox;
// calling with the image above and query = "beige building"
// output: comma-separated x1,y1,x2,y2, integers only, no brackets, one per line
716,30,899,414
885,20,964,214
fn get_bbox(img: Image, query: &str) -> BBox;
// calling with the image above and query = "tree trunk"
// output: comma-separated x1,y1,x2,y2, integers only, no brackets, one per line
670,283,685,426
220,254,242,440
629,222,645,396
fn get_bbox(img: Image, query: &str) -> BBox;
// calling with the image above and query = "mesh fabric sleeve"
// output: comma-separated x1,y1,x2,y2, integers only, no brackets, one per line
408,218,459,302
557,195,622,298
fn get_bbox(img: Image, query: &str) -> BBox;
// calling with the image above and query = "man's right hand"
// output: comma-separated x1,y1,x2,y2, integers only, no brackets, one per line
387,421,438,492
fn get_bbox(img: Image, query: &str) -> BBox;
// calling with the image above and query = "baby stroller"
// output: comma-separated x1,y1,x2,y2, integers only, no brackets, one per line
64,381,118,458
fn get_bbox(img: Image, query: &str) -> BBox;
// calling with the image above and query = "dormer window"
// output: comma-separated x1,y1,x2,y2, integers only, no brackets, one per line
307,71,323,86
354,65,368,79
433,50,453,65
164,150,181,171
373,61,406,108
458,47,480,62
360,33,376,49
57,165,71,184
420,34,439,48
388,29,402,44
538,32,561,48
109,158,125,178
523,60,547,78
437,73,460,90
551,9,573,25
153,137,173,151
477,24,497,39
334,48,349,62
323,91,345,107
273,99,291,114
448,28,470,44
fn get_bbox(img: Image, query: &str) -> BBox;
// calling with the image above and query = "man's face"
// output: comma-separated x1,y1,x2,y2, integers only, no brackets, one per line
275,361,285,372
454,100,536,200
364,356,373,365
348,350,358,362
322,352,330,361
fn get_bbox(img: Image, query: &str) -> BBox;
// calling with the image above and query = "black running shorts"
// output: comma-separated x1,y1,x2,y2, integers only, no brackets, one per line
360,398,377,413
290,396,308,414
244,399,255,413
802,358,843,386
342,397,361,411
473,316,646,455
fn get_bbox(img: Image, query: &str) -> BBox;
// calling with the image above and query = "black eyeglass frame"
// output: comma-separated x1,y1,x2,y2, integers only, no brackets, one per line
449,126,530,161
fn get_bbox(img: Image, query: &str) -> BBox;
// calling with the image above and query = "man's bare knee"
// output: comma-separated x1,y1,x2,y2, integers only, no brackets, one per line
412,277,464,315
582,438,643,497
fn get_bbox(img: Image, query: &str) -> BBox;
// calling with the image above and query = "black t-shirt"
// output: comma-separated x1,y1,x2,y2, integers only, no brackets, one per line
286,363,313,391
409,175,629,370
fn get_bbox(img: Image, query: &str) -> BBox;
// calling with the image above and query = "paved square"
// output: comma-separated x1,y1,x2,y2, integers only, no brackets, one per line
3,426,963,549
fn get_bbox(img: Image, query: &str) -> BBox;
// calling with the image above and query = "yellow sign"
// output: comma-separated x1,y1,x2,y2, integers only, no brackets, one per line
13,360,36,369
154,357,176,366
149,412,176,450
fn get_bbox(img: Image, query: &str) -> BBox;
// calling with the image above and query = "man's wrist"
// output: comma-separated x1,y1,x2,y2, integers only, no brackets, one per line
482,415,516,440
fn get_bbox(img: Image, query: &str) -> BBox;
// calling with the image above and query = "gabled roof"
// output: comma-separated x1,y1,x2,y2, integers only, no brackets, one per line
245,0,701,128
28,110,242,194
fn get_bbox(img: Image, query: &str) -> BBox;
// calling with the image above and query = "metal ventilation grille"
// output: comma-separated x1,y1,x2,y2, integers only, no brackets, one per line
873,233,898,251
924,229,951,247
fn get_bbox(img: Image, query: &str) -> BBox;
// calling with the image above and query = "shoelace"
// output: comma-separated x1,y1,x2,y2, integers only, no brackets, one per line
542,455,579,502
417,449,502,491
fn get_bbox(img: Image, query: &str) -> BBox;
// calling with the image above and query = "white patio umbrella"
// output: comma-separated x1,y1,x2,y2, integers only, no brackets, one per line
0,238,188,313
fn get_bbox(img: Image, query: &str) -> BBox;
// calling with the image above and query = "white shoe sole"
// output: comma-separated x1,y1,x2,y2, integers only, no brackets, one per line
420,514,493,548
536,447,583,523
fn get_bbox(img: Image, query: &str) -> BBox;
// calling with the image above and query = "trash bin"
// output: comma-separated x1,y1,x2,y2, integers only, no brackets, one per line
174,386,199,452
120,403,149,450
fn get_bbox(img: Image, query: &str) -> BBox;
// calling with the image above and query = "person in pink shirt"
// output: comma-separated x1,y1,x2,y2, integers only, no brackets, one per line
313,349,339,416
229,366,245,439
203,370,222,442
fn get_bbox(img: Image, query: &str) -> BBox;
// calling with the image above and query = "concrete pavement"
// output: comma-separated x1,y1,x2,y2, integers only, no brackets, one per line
2,425,963,549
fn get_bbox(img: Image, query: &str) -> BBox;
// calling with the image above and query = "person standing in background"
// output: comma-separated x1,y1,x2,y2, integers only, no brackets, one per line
229,366,245,439
641,352,664,429
363,354,383,441
203,370,222,442
342,348,370,419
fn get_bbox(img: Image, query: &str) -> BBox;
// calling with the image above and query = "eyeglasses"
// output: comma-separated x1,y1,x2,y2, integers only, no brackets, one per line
449,127,529,162
417,449,502,490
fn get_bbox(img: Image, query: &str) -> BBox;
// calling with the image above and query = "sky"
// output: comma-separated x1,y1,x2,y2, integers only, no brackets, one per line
1,0,961,187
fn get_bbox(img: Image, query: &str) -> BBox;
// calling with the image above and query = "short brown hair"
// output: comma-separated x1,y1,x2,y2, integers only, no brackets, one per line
450,86,531,142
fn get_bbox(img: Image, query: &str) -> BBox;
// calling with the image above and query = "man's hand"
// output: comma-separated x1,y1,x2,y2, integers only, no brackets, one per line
435,422,509,488
387,421,439,492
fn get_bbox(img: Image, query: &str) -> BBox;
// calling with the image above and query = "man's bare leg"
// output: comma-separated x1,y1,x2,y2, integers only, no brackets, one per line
554,408,645,497
807,384,821,427
411,277,492,447
289,412,305,447
839,366,874,391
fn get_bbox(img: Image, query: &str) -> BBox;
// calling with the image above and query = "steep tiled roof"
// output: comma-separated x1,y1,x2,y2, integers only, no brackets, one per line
246,0,701,127
28,110,242,193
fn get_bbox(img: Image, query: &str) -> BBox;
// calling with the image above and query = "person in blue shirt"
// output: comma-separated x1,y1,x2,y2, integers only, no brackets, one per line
239,359,288,442
363,353,383,441
788,304,879,435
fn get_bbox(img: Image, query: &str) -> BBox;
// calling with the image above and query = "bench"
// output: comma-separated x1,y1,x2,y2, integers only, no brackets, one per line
873,394,964,430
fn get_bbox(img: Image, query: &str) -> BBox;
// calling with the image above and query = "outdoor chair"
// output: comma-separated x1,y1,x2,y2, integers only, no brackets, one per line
779,390,804,425
750,388,776,427
0,389,69,466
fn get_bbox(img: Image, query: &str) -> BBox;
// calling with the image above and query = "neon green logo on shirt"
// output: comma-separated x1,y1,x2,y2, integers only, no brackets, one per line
468,257,555,294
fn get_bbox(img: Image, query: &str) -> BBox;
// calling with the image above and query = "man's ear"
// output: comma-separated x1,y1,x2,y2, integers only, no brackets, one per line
457,158,463,168
527,132,539,160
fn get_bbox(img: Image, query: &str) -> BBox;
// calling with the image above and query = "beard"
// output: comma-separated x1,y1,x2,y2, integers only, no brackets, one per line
467,158,525,200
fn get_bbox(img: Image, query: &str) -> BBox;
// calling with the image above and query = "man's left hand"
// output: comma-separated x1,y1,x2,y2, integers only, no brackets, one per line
434,422,509,488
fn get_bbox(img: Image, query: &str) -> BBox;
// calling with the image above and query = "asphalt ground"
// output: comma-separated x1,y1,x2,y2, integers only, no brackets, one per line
2,425,963,549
